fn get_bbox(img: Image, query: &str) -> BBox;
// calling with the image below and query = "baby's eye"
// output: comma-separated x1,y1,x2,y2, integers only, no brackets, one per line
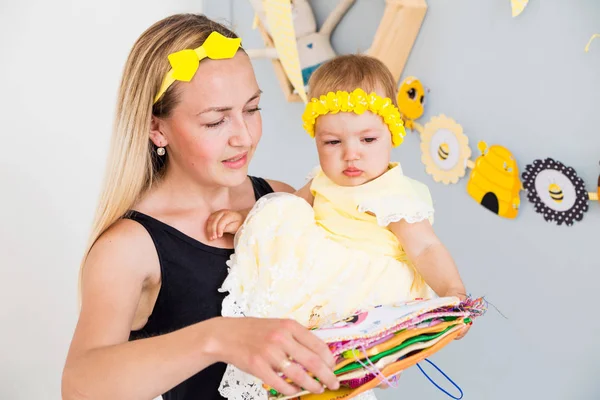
363,138,377,143
325,140,340,145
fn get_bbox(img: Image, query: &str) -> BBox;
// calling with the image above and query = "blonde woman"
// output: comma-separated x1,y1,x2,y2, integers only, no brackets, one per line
61,14,339,400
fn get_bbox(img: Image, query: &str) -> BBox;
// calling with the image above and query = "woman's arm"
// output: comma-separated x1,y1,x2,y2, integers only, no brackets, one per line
388,220,466,299
266,178,295,193
267,178,314,206
62,220,338,400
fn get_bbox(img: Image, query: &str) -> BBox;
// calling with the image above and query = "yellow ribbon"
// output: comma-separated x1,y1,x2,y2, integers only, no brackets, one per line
153,31,241,104
585,34,600,53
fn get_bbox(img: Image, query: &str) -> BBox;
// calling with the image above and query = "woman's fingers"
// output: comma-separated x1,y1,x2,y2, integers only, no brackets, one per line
285,322,339,391
290,321,336,368
258,363,302,397
218,318,338,396
269,352,324,395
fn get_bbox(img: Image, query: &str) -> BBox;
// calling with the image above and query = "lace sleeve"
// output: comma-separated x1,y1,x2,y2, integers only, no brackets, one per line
358,195,434,227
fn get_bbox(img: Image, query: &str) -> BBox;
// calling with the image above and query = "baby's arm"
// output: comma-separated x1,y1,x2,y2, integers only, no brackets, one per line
388,220,466,300
206,180,315,240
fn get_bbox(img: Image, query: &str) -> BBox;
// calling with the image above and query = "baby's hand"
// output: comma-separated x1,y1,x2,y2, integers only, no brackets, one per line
447,291,472,340
455,323,471,340
206,209,245,240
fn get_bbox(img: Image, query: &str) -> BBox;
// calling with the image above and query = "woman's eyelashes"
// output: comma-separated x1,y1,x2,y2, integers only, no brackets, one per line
204,107,261,129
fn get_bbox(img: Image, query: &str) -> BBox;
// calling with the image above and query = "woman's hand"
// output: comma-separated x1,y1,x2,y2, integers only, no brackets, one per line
205,317,340,396
206,209,245,240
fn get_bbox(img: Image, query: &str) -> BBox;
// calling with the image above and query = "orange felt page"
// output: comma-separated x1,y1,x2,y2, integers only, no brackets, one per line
299,325,463,400
332,320,459,371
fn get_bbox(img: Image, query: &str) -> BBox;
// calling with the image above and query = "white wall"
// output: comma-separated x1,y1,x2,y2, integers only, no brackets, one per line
0,1,202,399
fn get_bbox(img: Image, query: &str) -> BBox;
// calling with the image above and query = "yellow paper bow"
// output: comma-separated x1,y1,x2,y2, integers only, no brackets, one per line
153,31,242,104
302,89,406,147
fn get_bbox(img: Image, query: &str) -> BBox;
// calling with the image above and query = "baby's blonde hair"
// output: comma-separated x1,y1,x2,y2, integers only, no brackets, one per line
308,54,398,108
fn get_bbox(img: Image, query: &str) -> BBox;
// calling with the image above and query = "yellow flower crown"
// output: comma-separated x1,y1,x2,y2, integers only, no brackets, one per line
301,88,406,147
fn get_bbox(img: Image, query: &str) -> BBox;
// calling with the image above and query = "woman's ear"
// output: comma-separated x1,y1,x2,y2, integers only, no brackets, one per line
149,115,168,148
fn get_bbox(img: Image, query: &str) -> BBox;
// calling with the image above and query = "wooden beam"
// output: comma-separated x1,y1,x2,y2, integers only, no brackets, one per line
367,0,428,83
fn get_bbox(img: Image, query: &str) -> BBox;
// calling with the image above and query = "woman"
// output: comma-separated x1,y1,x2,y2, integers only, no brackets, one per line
61,13,339,400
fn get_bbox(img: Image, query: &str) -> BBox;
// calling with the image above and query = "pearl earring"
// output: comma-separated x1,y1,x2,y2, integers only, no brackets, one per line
157,147,166,156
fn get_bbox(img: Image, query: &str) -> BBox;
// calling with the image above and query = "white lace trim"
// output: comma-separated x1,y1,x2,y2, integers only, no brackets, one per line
219,364,269,400
357,195,434,227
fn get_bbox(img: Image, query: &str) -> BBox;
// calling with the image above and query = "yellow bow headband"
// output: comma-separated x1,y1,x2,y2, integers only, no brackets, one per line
153,31,242,104
301,88,406,147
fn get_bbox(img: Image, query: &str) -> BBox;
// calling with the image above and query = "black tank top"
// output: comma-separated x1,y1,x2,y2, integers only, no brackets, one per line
126,176,274,400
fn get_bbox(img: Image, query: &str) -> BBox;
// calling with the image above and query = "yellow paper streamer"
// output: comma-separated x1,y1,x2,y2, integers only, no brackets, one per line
511,0,529,18
263,0,308,102
585,34,600,53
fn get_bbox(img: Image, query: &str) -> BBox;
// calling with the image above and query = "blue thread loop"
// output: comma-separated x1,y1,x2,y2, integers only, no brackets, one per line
416,358,463,399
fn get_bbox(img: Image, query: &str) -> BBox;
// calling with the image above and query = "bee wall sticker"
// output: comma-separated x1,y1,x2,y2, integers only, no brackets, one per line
396,76,428,131
522,159,599,226
466,142,522,220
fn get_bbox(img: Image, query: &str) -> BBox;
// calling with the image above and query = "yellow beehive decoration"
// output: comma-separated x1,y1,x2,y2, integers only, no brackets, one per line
466,141,522,219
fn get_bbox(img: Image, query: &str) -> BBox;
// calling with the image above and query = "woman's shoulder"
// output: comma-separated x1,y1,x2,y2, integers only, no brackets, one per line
265,178,296,193
85,217,160,285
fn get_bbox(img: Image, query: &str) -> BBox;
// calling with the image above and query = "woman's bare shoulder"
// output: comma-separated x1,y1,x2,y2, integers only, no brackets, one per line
84,217,160,287
265,179,296,193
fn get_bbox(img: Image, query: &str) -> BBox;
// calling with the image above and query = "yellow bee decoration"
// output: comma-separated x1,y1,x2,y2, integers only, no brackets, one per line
397,76,427,130
437,142,450,161
548,183,564,203
466,141,522,219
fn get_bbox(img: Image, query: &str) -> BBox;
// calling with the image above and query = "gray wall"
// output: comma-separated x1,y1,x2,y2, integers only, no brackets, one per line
205,1,600,399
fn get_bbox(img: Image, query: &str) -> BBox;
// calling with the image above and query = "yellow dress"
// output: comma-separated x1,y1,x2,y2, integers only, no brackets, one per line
219,162,436,400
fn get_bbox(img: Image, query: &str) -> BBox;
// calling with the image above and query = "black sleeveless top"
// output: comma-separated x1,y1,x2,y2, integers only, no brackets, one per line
126,176,274,400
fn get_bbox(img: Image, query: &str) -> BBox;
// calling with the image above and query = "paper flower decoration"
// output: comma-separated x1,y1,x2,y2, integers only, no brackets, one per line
420,115,471,185
522,158,589,226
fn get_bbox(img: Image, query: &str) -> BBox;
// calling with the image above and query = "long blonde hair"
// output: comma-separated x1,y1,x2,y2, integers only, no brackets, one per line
80,14,240,287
